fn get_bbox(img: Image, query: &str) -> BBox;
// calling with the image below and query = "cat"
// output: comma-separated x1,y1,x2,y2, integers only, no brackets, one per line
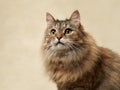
41,10,120,90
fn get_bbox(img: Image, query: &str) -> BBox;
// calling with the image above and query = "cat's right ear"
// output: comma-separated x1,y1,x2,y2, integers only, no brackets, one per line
46,12,55,25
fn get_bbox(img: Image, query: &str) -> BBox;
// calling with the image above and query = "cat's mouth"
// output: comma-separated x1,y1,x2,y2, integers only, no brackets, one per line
55,41,64,46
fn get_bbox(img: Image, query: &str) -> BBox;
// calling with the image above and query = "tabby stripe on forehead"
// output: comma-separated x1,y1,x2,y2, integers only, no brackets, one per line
62,23,66,28
55,23,60,29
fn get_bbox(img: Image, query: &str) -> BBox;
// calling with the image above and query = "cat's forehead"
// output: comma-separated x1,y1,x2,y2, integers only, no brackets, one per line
52,19,70,29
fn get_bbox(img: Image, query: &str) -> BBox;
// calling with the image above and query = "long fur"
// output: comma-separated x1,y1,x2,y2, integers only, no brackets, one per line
41,10,120,90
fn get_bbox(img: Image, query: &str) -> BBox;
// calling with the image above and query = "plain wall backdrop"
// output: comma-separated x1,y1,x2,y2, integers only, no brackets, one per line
0,0,120,90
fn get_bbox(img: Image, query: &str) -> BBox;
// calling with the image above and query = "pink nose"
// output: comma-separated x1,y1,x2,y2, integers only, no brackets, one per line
56,34,62,40
57,36,62,40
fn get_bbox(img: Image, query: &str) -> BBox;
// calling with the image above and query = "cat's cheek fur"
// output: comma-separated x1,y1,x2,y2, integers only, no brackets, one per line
60,38,71,44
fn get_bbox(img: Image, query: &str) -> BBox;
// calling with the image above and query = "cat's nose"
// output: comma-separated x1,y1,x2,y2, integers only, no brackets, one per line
57,36,62,40
56,34,62,40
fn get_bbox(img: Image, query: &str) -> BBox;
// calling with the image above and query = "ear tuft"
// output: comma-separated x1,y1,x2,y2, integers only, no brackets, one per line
70,10,80,27
46,12,55,25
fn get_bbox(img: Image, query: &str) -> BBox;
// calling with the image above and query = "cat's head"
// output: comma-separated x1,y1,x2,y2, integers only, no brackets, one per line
43,10,86,52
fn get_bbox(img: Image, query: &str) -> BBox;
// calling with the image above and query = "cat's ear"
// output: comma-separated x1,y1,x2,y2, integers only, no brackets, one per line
46,12,55,25
70,10,80,27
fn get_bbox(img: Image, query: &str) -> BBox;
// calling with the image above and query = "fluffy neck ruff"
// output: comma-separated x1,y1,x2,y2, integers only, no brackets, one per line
42,33,100,85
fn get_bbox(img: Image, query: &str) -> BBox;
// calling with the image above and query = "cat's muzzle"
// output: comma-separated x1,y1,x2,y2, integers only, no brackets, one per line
56,40,64,46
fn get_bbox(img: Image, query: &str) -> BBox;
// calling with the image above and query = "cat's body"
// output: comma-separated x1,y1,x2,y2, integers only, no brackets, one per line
41,10,120,90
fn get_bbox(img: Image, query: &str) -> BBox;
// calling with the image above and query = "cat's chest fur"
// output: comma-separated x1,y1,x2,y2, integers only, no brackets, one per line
49,54,104,90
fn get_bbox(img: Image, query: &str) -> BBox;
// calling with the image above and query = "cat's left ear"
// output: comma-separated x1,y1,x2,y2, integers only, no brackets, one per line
70,10,80,27
46,12,55,25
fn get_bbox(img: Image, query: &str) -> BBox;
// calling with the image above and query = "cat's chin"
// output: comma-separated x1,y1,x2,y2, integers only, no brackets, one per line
51,43,67,50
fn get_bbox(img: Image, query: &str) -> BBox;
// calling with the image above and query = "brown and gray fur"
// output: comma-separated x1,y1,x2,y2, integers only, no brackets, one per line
41,10,120,90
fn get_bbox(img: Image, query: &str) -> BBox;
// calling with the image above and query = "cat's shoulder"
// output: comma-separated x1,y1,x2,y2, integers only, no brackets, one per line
99,47,120,62
99,47,120,73
100,47,120,71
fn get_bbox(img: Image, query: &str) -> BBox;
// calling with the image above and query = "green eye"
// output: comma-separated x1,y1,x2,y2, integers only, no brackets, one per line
50,29,56,35
65,28,72,34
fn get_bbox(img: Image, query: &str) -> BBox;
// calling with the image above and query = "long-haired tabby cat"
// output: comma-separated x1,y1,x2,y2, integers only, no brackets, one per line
41,10,120,90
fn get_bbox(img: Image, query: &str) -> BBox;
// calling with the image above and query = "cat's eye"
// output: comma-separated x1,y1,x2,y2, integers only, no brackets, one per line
64,28,72,34
50,29,56,35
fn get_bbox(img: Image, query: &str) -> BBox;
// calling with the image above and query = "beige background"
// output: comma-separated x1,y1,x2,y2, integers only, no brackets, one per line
0,0,120,90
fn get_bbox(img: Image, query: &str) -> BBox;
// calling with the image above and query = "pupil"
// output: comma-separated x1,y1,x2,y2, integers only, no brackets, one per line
67,30,69,33
52,31,55,33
